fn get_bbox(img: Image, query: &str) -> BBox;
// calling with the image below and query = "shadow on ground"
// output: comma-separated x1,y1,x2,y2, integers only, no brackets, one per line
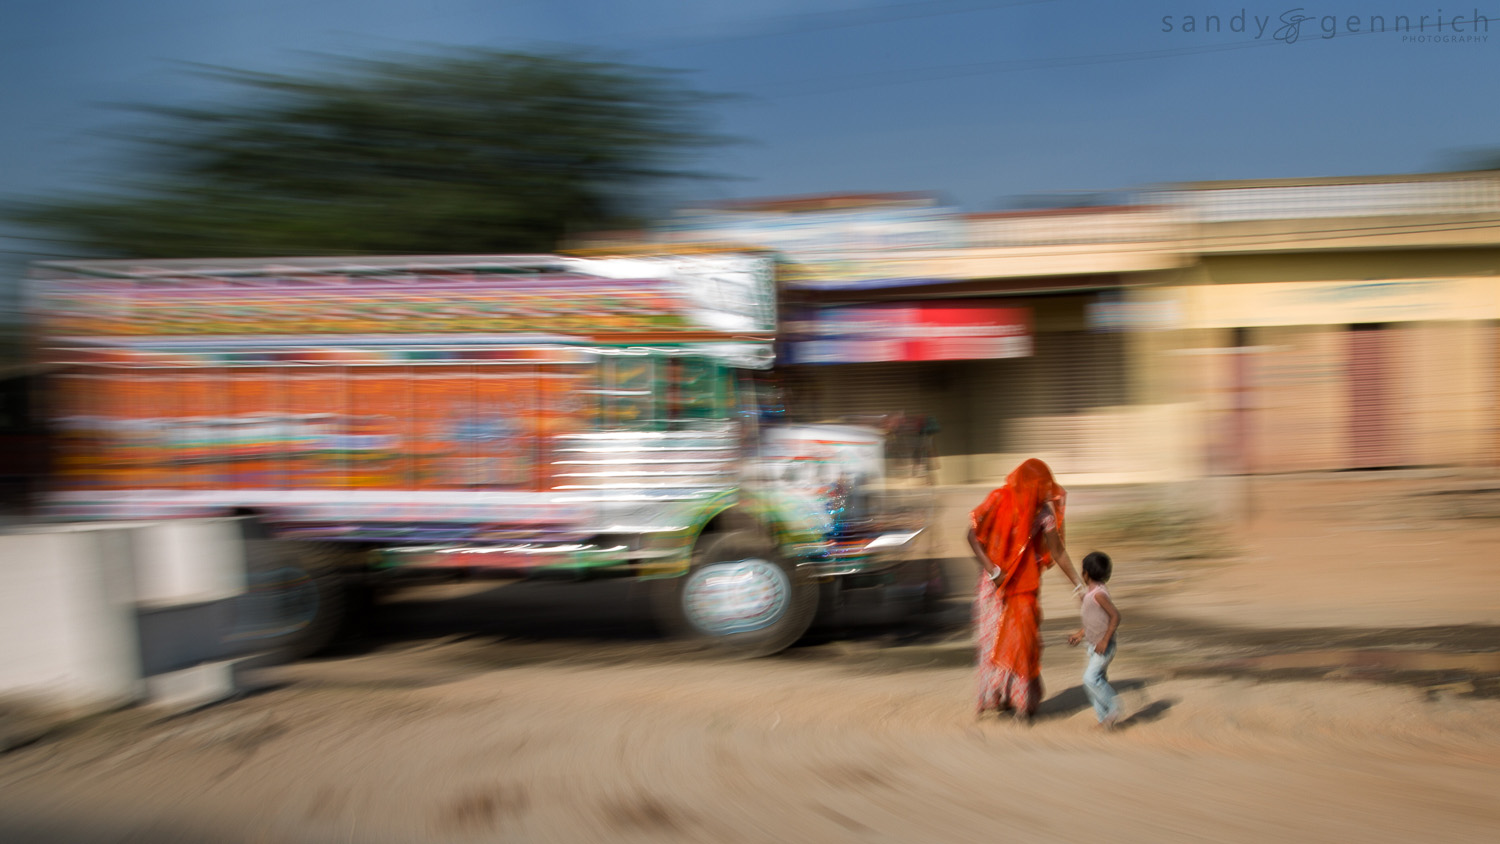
1035,679,1152,721
1119,699,1177,729
298,576,967,670
267,577,1500,702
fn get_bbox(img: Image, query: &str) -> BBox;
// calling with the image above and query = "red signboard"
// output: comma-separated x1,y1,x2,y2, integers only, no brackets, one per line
789,302,1031,363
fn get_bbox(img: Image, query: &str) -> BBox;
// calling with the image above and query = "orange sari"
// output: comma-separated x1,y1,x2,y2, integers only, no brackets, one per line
970,458,1066,715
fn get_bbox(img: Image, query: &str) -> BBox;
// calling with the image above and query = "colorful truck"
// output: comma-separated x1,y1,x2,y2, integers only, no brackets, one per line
27,251,934,657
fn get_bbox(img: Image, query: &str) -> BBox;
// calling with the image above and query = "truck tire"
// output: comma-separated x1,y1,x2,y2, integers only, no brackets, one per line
239,540,355,663
652,528,818,658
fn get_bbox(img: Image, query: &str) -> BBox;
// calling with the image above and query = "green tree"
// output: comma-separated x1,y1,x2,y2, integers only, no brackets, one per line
6,50,729,258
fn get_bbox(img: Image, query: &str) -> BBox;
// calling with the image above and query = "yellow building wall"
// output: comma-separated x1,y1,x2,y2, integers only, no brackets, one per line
1166,249,1500,473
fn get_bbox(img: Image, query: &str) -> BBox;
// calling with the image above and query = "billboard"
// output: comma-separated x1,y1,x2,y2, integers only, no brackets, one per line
787,302,1031,364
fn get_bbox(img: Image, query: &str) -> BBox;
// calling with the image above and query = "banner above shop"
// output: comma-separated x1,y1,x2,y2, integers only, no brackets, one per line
656,206,963,285
1180,277,1500,329
787,302,1031,364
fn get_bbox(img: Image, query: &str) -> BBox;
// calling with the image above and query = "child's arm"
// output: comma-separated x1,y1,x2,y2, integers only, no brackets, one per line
1067,628,1085,646
1094,590,1122,655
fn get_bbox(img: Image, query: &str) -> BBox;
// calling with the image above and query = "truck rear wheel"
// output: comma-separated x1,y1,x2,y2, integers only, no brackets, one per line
237,540,358,662
652,528,818,658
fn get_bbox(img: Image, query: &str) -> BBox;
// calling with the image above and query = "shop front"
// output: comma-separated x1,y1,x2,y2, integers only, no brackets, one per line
782,289,1147,485
1180,275,1500,473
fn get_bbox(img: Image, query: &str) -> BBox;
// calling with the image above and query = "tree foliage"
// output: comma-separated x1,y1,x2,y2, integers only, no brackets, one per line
7,50,729,257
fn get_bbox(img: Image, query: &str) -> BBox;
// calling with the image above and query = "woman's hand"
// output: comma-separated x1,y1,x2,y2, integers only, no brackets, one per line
1067,630,1084,647
1043,527,1084,600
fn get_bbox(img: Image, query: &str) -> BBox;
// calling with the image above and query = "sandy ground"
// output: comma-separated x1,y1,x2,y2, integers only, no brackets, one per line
1,471,1498,843
1152,472,1500,628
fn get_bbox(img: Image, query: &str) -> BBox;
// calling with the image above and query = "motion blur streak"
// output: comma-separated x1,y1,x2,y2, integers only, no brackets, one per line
3,43,1500,844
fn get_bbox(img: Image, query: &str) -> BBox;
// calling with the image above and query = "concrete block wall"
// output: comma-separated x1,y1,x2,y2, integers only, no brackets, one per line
0,519,247,720
0,528,142,715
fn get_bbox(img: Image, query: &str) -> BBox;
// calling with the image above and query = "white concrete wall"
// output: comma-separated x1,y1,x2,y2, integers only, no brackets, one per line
0,528,142,714
130,519,247,609
0,519,247,717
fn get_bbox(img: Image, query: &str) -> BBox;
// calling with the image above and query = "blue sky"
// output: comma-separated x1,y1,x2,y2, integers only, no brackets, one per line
4,0,1500,267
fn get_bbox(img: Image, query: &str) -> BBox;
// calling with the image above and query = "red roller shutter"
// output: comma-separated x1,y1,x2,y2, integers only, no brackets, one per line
1347,324,1399,469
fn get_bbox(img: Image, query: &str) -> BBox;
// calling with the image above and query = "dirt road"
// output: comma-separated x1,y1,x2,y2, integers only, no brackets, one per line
2,471,1498,843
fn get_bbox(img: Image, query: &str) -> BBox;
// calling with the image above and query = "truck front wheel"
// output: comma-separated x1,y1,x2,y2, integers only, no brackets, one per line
652,529,818,657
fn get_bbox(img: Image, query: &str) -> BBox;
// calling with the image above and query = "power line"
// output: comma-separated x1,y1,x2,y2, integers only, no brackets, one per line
960,215,1500,261
624,0,1057,53
750,18,1497,99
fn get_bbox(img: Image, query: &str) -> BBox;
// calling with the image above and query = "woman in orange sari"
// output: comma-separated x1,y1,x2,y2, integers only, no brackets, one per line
968,458,1083,720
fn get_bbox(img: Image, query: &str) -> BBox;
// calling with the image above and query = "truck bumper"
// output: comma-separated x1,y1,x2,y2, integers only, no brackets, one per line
796,528,925,578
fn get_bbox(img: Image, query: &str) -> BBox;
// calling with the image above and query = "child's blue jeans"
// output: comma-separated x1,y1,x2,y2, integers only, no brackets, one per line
1083,639,1120,723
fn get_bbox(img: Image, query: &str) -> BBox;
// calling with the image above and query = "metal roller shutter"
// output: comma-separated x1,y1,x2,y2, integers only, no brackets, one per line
798,362,931,422
1397,320,1491,467
1000,330,1130,476
785,360,957,472
1346,324,1400,469
1223,321,1493,474
1245,325,1347,473
787,329,1133,482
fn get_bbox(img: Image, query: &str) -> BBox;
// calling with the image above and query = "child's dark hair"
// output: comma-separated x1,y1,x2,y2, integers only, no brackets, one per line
1082,551,1112,583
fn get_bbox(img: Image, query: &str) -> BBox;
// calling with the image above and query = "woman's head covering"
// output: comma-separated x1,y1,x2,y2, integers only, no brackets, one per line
970,458,1067,581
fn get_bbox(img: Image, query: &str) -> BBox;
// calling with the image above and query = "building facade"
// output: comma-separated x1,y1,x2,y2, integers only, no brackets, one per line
1151,171,1500,475
580,172,1500,486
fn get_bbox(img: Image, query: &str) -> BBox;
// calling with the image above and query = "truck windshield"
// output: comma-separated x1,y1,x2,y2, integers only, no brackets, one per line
596,353,728,431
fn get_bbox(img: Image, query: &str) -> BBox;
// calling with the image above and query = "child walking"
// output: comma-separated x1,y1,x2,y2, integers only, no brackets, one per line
1068,551,1122,728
